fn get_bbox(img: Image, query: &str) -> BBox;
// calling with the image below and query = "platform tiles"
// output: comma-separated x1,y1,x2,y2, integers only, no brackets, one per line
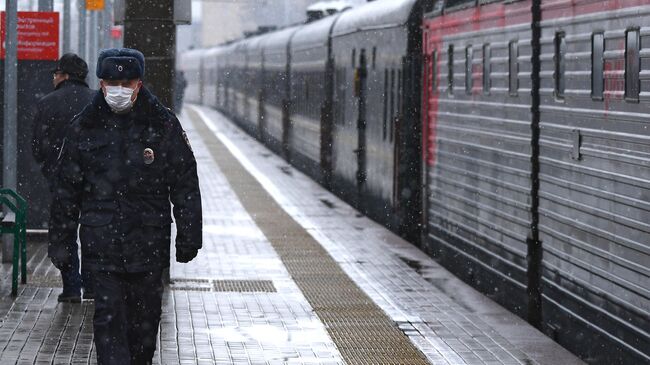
0,103,585,365
183,105,585,365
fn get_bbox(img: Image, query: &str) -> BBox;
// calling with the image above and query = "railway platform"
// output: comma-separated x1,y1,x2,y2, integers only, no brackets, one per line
0,106,584,365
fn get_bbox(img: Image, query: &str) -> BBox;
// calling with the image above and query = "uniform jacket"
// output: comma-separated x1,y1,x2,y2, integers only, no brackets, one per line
49,87,202,272
32,79,96,179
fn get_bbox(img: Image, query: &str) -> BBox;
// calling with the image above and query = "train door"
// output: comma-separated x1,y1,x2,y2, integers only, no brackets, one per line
355,49,368,205
224,77,230,112
244,54,250,121
392,66,402,211
215,67,220,108
199,58,204,105
282,46,293,161
321,55,335,189
395,22,423,244
281,74,291,160
422,43,436,244
258,54,266,141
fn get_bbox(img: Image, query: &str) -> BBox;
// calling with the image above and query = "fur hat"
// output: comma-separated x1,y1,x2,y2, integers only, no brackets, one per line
53,53,89,80
96,48,145,80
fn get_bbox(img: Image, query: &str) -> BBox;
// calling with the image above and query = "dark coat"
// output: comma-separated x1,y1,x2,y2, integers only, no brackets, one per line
32,79,96,179
49,87,202,272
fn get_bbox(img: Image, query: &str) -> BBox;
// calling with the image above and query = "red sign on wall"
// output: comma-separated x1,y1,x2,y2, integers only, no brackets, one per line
1,12,59,61
111,26,123,40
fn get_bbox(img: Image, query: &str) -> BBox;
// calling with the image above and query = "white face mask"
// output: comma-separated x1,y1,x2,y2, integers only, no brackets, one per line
104,85,136,112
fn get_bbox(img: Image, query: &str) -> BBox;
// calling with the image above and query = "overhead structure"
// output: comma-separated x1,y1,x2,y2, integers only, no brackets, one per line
123,0,179,109
2,0,18,263
114,0,191,25
38,0,53,11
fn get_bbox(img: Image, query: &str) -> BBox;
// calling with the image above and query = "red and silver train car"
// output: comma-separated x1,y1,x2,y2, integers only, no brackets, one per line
537,0,650,363
422,0,535,320
423,0,649,363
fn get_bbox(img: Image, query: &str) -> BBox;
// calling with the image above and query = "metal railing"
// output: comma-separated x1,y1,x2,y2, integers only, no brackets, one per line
0,189,27,296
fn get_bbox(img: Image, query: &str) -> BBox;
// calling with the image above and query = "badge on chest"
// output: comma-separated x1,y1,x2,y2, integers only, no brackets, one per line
143,148,155,165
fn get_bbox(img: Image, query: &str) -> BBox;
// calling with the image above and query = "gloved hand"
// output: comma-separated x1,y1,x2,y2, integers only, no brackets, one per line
176,247,198,263
48,243,72,270
49,254,71,270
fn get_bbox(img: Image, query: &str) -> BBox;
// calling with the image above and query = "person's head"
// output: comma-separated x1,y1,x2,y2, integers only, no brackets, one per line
96,48,145,113
52,53,89,88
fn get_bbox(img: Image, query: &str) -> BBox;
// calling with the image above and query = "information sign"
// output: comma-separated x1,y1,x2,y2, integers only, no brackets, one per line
86,0,105,11
1,12,59,61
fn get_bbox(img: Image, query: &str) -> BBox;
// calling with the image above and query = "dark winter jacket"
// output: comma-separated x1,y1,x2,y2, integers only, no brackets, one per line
32,79,95,180
48,87,202,272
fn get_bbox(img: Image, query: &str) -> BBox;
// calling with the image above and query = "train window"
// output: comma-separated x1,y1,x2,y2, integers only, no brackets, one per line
427,0,444,13
398,70,403,117
509,40,518,96
431,49,438,94
625,29,640,101
445,0,476,11
554,32,566,99
390,69,395,142
334,68,346,126
383,69,388,140
372,47,377,70
591,33,604,100
352,49,356,68
448,45,454,95
465,45,473,95
483,44,491,93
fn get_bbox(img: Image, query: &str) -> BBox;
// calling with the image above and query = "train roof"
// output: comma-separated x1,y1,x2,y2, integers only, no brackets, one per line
204,46,225,57
307,0,353,13
180,48,204,67
260,24,302,54
243,33,267,54
332,0,418,37
292,12,342,51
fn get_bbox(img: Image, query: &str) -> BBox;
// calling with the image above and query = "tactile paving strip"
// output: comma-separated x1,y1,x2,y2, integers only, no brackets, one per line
26,275,63,288
188,109,430,365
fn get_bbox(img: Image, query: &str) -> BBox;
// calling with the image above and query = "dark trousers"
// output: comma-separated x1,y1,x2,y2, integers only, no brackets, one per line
46,185,93,296
60,240,93,296
92,269,164,365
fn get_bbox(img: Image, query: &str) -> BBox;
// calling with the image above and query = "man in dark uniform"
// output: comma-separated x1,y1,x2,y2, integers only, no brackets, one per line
32,53,96,303
49,48,202,364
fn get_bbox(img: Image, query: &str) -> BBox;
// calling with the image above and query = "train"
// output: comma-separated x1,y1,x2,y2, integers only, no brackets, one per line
181,1,650,363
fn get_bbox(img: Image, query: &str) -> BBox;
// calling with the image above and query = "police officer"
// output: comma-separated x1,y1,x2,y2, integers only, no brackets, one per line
32,53,95,303
49,48,202,364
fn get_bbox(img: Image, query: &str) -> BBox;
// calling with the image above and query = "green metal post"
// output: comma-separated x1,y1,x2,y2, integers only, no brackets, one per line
12,234,18,295
21,215,26,284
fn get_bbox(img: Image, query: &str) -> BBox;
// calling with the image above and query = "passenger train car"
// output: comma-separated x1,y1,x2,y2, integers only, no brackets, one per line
181,1,649,363
536,1,650,362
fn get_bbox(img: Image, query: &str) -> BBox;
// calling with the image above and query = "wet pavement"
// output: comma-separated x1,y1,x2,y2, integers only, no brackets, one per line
0,105,585,365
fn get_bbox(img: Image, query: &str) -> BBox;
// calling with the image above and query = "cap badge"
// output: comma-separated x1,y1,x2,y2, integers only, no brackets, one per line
118,65,124,72
143,148,155,165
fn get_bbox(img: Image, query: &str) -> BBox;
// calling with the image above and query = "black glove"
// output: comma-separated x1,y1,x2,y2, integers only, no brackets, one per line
176,247,198,263
50,257,72,271
48,243,72,270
